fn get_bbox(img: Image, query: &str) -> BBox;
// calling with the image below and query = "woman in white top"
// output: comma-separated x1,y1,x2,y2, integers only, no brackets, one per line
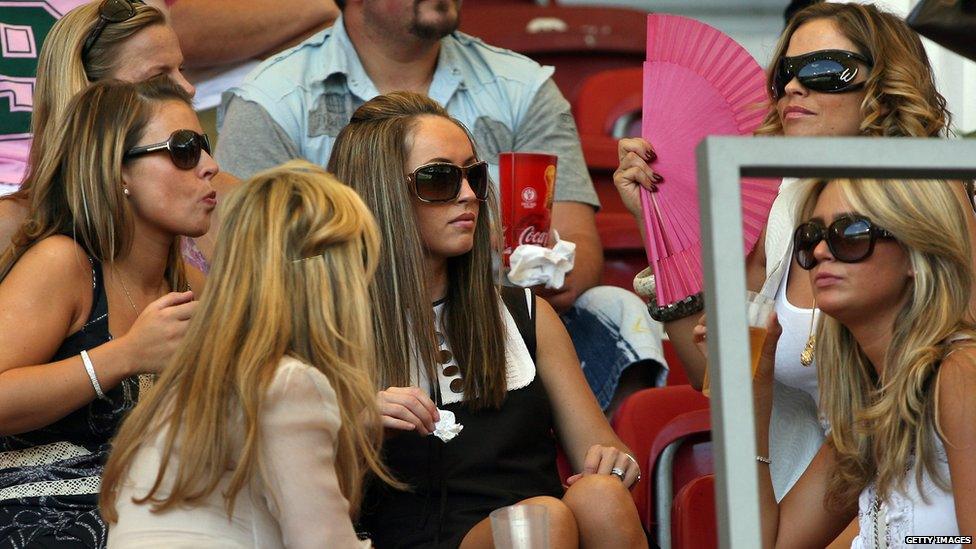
615,2,956,499
730,178,976,547
100,161,396,548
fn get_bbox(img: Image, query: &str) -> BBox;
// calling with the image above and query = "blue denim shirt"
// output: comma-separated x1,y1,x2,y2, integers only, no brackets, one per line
219,16,598,206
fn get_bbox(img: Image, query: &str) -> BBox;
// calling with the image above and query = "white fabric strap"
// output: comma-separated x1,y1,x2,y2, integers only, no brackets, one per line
80,350,107,400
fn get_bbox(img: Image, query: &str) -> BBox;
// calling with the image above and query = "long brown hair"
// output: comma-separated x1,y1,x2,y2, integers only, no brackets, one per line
327,91,508,410
0,77,188,290
755,2,950,137
101,161,397,521
13,0,166,200
795,178,974,507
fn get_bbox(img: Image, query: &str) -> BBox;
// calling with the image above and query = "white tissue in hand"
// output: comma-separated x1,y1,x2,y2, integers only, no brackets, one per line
507,238,576,289
432,410,463,442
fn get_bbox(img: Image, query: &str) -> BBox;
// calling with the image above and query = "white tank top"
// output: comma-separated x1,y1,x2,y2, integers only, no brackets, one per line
773,257,820,404
851,431,959,548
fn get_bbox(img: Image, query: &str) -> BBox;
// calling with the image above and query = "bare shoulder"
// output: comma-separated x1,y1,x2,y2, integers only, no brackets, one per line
936,345,976,444
9,235,92,281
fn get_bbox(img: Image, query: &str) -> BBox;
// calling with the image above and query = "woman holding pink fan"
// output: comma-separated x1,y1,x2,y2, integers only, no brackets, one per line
614,2,956,501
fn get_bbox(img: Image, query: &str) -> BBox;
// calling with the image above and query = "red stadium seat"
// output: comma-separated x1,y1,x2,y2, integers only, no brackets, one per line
672,474,718,549
458,5,647,104
610,386,709,532
650,409,713,547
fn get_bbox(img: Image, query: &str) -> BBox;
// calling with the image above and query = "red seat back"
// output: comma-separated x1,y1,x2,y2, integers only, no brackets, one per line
610,386,709,530
672,474,718,549
458,5,646,105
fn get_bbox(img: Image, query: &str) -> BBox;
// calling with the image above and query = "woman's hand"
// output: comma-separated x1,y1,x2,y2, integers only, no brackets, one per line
376,386,439,436
692,313,708,359
565,444,641,489
692,314,781,382
613,137,662,219
120,291,197,375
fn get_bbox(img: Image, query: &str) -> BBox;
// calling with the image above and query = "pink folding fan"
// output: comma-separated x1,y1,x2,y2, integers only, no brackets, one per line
640,14,779,305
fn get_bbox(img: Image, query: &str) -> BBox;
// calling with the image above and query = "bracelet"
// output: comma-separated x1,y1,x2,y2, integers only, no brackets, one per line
647,291,705,322
756,455,771,465
80,350,107,401
632,267,656,300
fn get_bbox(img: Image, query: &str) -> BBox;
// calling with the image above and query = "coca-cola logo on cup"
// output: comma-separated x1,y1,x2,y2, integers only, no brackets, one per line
519,225,548,246
520,187,538,208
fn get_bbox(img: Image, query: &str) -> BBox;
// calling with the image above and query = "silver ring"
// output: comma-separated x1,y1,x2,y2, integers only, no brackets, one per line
610,467,625,481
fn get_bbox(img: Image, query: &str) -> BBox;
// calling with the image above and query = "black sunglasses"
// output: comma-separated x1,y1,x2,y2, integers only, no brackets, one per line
407,161,489,203
124,129,212,170
772,49,873,100
82,0,144,61
793,215,894,270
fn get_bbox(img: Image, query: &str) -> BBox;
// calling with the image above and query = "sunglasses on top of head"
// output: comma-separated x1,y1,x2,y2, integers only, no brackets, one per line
793,215,894,270
82,0,145,61
407,161,490,203
772,49,874,100
124,129,212,170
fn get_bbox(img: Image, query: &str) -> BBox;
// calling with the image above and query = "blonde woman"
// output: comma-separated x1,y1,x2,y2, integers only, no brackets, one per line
730,178,976,546
615,2,960,500
0,0,231,267
328,92,647,549
101,161,394,548
0,77,216,547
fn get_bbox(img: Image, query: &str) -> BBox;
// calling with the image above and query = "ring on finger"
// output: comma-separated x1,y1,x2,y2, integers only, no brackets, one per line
610,467,626,481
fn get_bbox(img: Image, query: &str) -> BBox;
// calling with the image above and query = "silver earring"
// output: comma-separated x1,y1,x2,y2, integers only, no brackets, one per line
123,187,130,196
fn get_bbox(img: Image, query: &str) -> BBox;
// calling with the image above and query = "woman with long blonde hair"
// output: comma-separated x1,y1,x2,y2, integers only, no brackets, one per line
329,92,647,549
0,77,216,547
101,161,393,548
736,178,976,546
0,0,230,266
615,1,961,501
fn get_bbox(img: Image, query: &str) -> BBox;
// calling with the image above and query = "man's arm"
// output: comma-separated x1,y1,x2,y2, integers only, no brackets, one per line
168,0,339,69
215,96,303,179
514,79,603,313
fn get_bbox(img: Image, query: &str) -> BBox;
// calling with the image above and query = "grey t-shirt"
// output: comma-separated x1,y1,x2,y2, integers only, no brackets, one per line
216,78,599,208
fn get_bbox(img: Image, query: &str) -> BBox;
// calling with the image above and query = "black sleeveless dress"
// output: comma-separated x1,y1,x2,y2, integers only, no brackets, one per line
359,288,565,548
0,258,146,549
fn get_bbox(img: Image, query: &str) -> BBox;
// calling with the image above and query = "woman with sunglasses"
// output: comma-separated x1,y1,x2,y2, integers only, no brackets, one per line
0,77,216,548
101,161,393,548
615,2,955,501
729,178,976,546
328,92,647,549
0,0,232,270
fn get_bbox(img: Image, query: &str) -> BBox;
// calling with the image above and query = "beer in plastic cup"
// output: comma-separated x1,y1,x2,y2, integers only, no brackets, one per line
490,504,550,549
702,291,775,397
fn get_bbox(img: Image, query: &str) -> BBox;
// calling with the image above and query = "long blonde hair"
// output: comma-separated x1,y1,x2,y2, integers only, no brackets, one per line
101,161,397,521
0,77,188,289
795,178,974,506
13,0,166,200
327,92,508,410
755,2,950,137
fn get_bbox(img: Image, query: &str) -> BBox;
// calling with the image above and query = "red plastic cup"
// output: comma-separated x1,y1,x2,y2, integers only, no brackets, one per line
499,152,557,266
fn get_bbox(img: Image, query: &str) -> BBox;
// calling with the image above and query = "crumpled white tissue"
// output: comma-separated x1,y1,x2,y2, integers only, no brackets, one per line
507,233,576,289
432,409,463,442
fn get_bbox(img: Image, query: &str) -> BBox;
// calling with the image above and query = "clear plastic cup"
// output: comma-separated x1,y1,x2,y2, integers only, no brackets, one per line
702,291,775,397
489,504,550,549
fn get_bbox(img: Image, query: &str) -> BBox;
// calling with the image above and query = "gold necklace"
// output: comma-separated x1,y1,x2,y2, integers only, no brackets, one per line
800,302,817,366
113,266,138,313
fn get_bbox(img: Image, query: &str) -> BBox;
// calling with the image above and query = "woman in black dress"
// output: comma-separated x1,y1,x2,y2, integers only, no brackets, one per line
0,77,216,548
328,92,647,549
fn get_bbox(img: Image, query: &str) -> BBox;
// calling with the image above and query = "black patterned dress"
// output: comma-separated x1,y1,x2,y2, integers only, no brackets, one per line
0,258,149,549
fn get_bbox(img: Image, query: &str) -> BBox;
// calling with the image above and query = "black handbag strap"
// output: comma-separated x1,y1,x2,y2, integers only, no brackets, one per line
500,285,536,362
